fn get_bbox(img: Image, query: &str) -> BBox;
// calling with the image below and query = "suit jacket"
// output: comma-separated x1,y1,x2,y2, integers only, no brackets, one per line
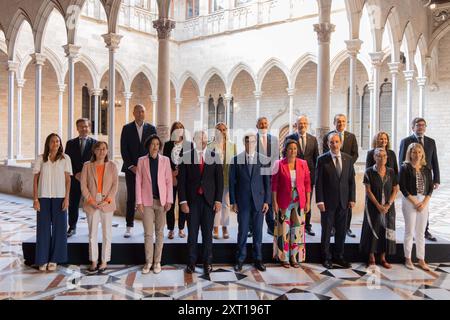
271,158,311,210
315,151,356,211
135,155,173,207
120,121,157,172
256,133,279,168
80,161,119,214
284,132,319,185
323,130,359,164
398,134,440,184
65,136,97,175
229,152,271,212
178,149,224,208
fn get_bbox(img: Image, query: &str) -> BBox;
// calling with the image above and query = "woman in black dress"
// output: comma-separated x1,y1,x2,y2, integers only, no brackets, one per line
163,121,193,239
366,131,398,177
360,148,399,268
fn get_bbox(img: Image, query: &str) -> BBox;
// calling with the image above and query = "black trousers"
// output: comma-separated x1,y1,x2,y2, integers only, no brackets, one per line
125,171,137,228
166,186,187,231
346,208,353,230
68,177,81,230
320,205,348,261
186,194,215,266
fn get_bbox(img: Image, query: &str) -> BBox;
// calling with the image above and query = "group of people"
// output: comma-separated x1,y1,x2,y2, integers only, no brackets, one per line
32,102,440,276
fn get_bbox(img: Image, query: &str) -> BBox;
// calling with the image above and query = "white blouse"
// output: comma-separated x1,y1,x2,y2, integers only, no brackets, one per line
290,170,296,188
33,154,73,198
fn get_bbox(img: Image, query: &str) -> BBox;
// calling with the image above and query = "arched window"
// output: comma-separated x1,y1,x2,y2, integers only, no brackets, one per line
82,84,90,119
361,84,370,149
379,79,393,137
235,0,253,6
186,0,200,19
100,88,108,135
217,95,226,124
229,97,234,130
210,0,225,12
208,95,216,130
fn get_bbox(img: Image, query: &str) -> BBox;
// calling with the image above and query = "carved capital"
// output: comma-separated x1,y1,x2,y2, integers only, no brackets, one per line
313,23,335,44
153,18,176,40
369,51,384,67
345,39,363,57
102,33,123,52
7,60,19,73
30,53,46,66
63,44,81,59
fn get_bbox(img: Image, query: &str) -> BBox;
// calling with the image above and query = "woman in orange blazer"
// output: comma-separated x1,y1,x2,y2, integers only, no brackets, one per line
80,141,119,274
272,139,311,268
136,134,173,274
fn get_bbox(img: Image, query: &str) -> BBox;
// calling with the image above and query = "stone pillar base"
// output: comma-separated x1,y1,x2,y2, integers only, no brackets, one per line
5,159,17,165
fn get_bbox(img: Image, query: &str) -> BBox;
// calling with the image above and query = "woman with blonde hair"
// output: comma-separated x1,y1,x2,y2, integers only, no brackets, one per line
210,122,237,239
365,131,398,176
399,143,433,271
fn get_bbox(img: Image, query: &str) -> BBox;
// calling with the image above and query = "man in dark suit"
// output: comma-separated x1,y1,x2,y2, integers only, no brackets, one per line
178,130,224,276
253,116,278,236
316,133,356,269
65,118,97,237
399,117,440,242
323,114,358,238
284,115,319,236
120,104,156,238
230,132,270,272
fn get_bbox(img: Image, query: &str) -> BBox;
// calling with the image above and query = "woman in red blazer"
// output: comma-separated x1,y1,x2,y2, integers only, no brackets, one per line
272,139,311,268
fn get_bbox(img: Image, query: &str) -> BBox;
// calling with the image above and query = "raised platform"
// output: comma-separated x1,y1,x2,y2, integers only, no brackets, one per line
22,222,450,265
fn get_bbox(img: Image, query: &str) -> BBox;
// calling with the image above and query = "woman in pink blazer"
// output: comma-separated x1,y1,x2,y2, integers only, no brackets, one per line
136,134,173,274
272,139,311,268
80,141,119,274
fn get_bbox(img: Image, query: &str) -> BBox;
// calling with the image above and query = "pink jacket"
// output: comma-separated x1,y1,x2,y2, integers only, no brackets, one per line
135,155,173,207
80,161,119,214
271,158,311,210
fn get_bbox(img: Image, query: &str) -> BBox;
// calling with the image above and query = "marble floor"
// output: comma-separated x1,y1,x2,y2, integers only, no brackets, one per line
1,192,450,300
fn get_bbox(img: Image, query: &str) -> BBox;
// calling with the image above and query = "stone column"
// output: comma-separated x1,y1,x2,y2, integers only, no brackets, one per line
198,96,205,129
90,88,102,138
31,53,46,158
345,39,363,132
123,91,133,124
57,84,66,138
254,91,262,120
403,70,415,137
153,17,175,143
388,62,400,152
175,97,182,121
6,61,18,164
287,88,296,134
369,51,384,140
314,0,335,150
151,94,158,125
417,76,427,118
224,93,233,127
15,79,25,160
63,44,81,140
102,33,123,158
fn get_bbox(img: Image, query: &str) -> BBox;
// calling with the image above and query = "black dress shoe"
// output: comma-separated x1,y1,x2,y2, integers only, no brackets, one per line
346,229,356,238
305,228,315,236
254,261,266,272
323,260,333,269
185,264,195,274
247,231,253,238
203,264,213,275
333,258,352,269
67,228,76,238
234,262,243,272
425,231,437,242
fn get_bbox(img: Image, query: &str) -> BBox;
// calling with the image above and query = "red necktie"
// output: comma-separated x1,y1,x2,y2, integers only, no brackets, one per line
197,152,204,195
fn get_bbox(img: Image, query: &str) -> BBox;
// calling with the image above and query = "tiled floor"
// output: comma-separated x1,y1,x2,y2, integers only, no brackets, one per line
1,192,450,300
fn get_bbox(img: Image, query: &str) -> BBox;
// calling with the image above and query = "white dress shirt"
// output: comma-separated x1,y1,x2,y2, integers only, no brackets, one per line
135,121,144,142
33,154,73,198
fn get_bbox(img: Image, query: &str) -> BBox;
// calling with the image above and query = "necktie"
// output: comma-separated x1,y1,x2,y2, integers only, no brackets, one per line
80,138,86,155
197,152,204,195
339,132,344,149
247,156,252,175
335,155,342,178
418,136,424,147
